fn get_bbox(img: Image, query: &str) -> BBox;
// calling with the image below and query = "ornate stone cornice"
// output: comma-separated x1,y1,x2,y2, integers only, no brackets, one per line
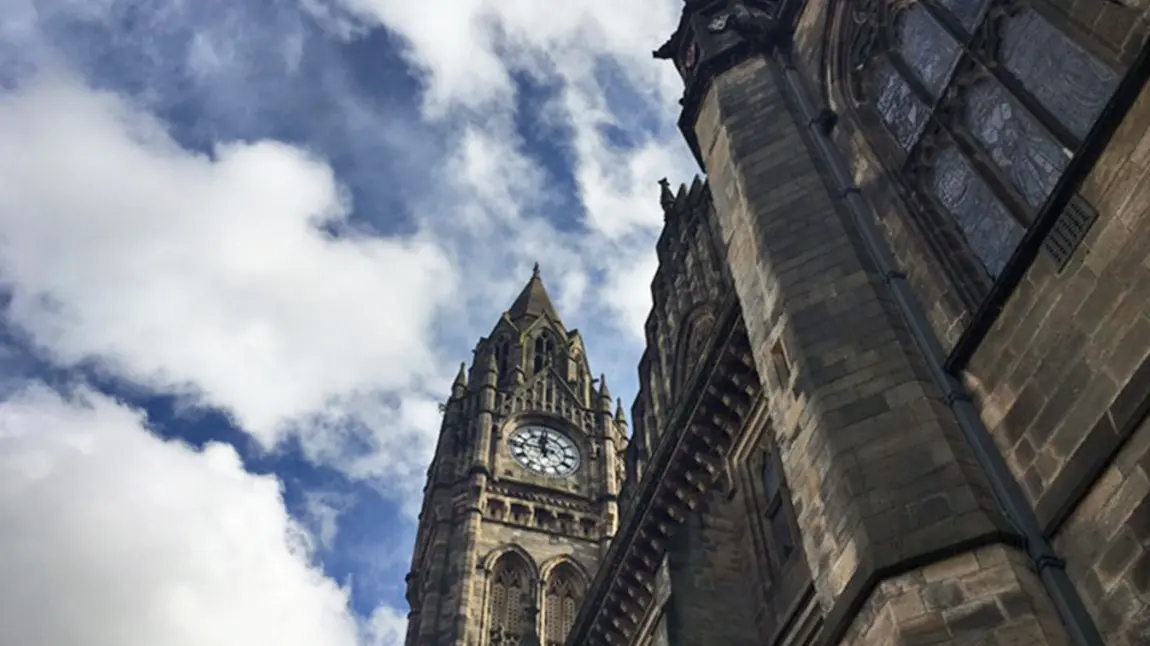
565,293,761,645
486,483,597,513
653,0,803,166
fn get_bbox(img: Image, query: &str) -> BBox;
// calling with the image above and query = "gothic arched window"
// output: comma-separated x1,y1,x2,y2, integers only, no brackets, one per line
543,562,586,646
844,0,1120,283
488,552,533,645
533,332,555,374
671,308,715,398
493,337,510,377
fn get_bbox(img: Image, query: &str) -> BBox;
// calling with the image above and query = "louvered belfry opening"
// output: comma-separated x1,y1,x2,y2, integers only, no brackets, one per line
543,562,585,646
488,553,533,646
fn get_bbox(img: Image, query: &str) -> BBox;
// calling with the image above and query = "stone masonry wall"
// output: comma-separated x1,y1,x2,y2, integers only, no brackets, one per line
665,494,759,646
840,545,1070,645
964,59,1150,645
691,51,1067,644
1050,414,1150,645
1042,0,1149,66
464,516,602,644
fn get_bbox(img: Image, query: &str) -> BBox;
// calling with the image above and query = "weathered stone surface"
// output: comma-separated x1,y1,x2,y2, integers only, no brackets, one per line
694,50,1036,639
403,271,624,645
962,50,1150,646
407,3,1150,646
843,546,1070,646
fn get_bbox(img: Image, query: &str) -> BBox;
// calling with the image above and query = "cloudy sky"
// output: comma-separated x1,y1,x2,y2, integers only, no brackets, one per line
0,0,696,644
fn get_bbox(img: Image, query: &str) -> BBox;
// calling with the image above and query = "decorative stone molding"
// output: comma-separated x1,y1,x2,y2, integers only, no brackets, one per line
567,295,761,645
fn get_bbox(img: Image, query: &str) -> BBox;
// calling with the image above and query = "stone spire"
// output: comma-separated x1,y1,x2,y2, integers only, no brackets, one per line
506,262,562,324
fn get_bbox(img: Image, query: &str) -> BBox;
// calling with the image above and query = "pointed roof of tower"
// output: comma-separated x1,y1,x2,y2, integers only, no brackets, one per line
506,262,562,324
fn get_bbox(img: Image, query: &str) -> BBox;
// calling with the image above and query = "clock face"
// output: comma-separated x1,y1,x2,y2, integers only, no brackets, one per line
508,424,580,477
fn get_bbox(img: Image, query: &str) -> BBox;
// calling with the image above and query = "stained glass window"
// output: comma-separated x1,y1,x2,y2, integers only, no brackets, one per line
848,0,1119,281
875,64,929,150
936,0,987,29
962,80,1070,208
896,4,961,97
999,8,1120,140
931,146,1027,277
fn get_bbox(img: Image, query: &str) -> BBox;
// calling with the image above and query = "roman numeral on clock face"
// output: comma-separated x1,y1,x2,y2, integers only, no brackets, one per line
507,424,581,476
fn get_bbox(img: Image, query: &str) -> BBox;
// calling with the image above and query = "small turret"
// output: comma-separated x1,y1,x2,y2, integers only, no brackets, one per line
615,398,627,426
482,346,499,388
451,362,468,398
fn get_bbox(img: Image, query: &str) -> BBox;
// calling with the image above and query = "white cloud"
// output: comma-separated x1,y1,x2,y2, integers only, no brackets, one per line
311,0,693,347
603,250,661,338
0,74,457,448
301,489,358,551
0,383,404,646
364,605,408,646
327,0,684,114
293,391,443,514
0,5,709,645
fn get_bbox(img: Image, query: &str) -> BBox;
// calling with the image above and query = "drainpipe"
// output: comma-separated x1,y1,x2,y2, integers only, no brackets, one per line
775,52,1105,646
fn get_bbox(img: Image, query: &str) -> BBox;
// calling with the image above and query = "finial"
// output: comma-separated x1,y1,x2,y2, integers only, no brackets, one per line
532,262,541,278
615,397,627,424
659,178,676,212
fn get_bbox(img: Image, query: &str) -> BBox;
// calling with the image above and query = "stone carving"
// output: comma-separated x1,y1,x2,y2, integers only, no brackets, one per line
682,41,699,74
652,36,676,60
845,0,887,101
709,1,781,44
653,0,782,61
673,311,716,397
967,0,1015,61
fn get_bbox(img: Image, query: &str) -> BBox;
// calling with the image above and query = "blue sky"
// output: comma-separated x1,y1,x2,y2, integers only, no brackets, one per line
0,1,696,644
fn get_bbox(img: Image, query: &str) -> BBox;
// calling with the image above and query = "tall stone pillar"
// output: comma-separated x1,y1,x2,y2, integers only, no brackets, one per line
654,1,1073,643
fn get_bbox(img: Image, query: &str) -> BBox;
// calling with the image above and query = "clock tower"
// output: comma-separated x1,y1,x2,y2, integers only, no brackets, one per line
404,264,627,646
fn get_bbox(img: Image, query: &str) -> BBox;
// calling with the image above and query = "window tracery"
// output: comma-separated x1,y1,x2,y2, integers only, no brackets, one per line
672,309,715,397
488,553,533,645
494,337,511,377
533,333,555,374
843,0,1120,282
543,563,585,646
